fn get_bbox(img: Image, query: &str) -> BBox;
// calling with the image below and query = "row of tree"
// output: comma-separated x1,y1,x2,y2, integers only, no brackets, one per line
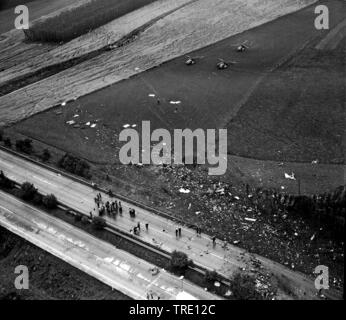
1,132,92,180
0,171,58,211
0,132,52,162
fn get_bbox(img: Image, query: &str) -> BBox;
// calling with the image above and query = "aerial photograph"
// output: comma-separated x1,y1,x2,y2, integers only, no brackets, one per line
0,0,344,309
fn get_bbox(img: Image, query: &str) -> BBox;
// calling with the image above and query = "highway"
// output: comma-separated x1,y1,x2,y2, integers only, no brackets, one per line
0,191,220,300
0,148,335,299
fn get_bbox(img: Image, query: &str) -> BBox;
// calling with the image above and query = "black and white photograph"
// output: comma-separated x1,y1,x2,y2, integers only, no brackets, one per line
0,0,344,311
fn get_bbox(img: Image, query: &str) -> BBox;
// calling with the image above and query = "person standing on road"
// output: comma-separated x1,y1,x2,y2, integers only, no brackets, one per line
175,228,178,238
145,223,149,231
178,228,182,237
137,222,141,230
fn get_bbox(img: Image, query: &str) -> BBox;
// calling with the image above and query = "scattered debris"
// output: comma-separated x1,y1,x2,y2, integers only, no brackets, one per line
284,172,296,180
179,188,190,194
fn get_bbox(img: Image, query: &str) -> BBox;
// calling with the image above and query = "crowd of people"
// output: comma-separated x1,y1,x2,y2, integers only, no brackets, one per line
90,191,225,249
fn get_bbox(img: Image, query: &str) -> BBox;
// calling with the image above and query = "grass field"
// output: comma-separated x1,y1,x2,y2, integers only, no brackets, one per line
24,0,157,42
226,38,345,164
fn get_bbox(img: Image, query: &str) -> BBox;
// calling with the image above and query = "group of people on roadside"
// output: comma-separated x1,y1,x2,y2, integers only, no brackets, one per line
92,191,223,250
94,192,122,217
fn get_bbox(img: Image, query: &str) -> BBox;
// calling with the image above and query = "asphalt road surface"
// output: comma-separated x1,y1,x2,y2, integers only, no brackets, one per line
1,149,339,300
0,191,220,300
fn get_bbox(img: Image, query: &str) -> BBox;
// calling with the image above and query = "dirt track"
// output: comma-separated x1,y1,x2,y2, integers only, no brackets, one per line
0,0,317,126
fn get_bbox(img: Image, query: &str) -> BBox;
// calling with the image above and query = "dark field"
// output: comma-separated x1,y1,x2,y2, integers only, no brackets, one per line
0,227,129,300
0,0,33,11
25,0,157,42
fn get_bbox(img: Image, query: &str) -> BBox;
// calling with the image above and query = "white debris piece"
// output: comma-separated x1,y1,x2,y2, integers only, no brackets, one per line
179,188,190,194
148,94,156,97
86,122,91,126
66,120,75,125
90,124,96,128
224,290,232,297
73,114,79,118
123,124,130,128
132,124,137,128
284,172,296,180
245,217,257,222
170,100,181,105
234,196,240,200
61,101,66,106
311,159,319,164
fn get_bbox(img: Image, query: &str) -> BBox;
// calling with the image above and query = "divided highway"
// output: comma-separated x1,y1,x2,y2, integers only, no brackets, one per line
0,148,337,299
0,191,220,300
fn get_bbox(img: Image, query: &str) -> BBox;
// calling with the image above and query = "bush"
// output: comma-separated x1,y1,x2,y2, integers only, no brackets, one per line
75,213,83,222
81,216,90,225
0,170,14,189
15,139,33,154
32,193,43,206
170,251,193,274
230,273,262,300
92,216,106,230
20,182,38,201
41,149,51,162
205,270,219,283
42,194,58,210
4,138,11,148
58,153,91,179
